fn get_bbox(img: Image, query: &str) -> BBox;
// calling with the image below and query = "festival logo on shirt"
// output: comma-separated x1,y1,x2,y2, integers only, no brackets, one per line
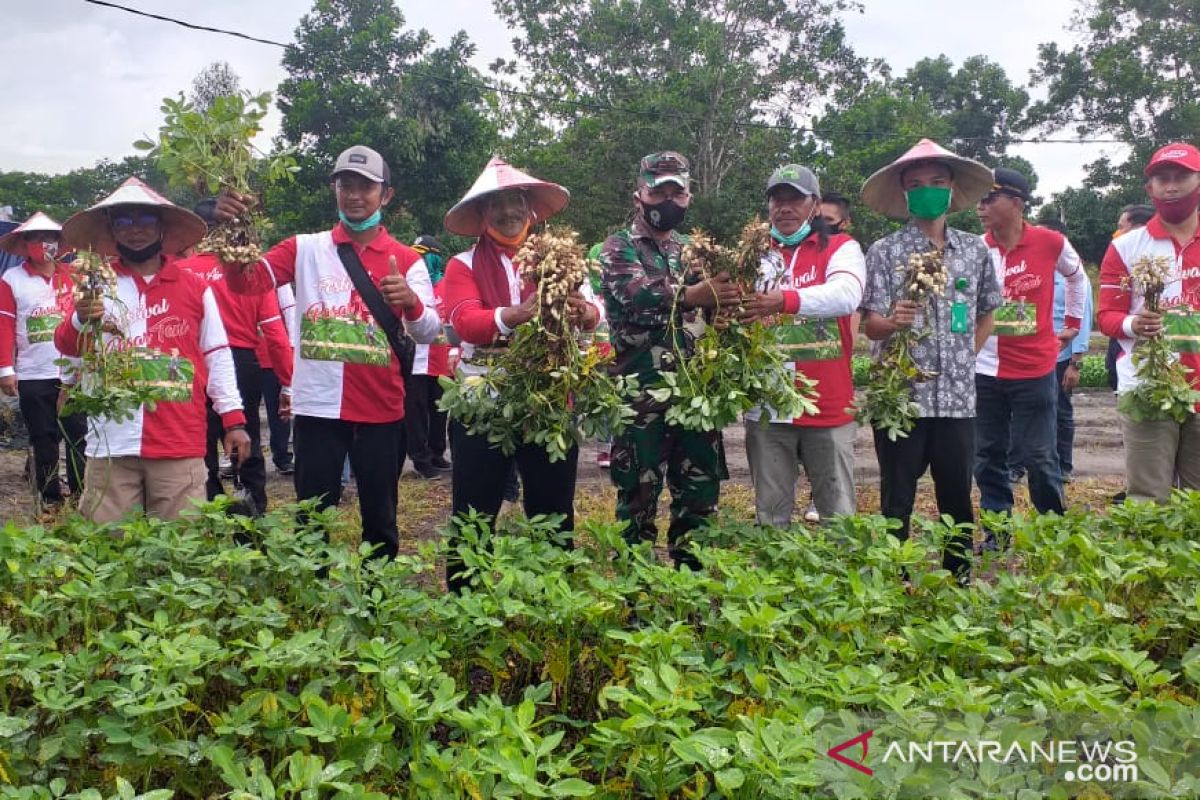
994,300,1039,337
84,345,193,402
1163,308,1200,354
778,317,843,361
130,347,194,402
25,309,63,344
148,315,192,342
995,260,1044,337
300,301,390,367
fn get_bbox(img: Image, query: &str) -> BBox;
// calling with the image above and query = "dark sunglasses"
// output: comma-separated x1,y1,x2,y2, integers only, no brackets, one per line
111,211,161,229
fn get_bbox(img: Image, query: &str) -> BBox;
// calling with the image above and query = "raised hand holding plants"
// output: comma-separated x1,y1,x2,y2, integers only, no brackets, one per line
134,91,297,268
439,227,636,462
1118,254,1200,423
856,248,949,440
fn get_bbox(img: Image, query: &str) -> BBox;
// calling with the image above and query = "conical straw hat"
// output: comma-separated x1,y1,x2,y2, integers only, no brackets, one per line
0,211,63,256
861,138,994,219
444,157,570,236
62,177,206,257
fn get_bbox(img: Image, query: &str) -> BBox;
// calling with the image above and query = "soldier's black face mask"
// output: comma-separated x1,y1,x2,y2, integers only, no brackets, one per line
641,197,688,232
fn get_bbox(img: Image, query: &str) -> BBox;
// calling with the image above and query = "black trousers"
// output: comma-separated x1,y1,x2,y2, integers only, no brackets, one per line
447,420,577,591
261,367,293,469
18,378,86,501
206,348,266,514
294,414,402,558
400,374,448,471
873,417,975,578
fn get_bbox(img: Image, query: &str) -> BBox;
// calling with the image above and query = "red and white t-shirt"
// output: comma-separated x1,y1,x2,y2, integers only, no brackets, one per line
1098,216,1200,410
53,255,245,459
256,284,296,377
977,224,1086,379
441,242,605,377
225,223,440,423
746,232,865,427
412,280,454,378
0,262,76,380
181,253,293,387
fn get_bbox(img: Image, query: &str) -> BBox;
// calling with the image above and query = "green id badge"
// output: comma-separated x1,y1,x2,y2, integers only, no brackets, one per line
951,301,969,334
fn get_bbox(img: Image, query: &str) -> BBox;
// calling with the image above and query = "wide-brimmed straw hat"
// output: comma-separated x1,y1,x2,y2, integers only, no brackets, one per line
861,138,993,219
62,177,206,257
0,211,62,257
443,157,570,237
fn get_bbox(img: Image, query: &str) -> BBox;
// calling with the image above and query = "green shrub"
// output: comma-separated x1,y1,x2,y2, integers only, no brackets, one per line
1078,353,1110,388
854,353,1110,390
3,496,1200,797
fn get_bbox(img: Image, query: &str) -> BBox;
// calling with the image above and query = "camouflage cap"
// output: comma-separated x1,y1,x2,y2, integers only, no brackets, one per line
639,151,691,189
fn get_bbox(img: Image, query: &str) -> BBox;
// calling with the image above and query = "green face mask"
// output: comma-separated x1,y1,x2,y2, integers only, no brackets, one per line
905,186,953,220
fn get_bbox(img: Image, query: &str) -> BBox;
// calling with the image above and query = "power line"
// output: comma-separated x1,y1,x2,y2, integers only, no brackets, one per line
83,0,1129,146
82,0,290,47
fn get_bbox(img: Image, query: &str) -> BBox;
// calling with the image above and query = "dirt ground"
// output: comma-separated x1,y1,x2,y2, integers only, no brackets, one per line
0,388,1128,530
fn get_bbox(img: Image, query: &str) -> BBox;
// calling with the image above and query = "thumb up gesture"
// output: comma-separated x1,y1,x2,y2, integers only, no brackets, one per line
380,255,418,310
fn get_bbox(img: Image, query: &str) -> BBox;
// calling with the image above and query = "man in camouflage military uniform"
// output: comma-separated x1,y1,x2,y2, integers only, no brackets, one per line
601,152,739,569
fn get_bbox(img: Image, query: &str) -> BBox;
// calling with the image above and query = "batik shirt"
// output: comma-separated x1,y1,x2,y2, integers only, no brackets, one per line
861,222,1002,418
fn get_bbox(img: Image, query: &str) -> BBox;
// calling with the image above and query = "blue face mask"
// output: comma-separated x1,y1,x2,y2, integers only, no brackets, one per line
338,207,382,233
771,222,811,247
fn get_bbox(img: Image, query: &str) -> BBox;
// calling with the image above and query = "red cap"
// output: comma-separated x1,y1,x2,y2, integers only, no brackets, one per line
1144,142,1200,176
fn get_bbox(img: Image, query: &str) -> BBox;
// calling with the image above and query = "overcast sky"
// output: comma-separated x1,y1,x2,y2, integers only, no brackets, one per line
2,0,1127,197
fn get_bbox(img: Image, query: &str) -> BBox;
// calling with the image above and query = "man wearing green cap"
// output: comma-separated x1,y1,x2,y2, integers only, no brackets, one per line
601,151,740,569
859,139,1002,580
740,164,865,525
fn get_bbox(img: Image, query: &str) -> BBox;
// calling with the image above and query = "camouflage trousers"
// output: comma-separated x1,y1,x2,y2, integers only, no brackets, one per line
610,410,727,569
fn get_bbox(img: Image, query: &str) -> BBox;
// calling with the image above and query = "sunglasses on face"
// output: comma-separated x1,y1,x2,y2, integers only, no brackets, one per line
111,212,161,229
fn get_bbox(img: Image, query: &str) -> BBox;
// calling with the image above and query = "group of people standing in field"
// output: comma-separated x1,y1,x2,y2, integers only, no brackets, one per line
2,135,1197,586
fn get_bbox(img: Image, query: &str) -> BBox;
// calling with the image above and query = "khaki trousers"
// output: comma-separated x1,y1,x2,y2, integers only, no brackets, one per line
745,419,857,526
80,457,207,523
1120,412,1200,502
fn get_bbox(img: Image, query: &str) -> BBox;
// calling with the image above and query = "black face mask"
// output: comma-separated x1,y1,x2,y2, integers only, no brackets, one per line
641,198,688,232
116,239,163,263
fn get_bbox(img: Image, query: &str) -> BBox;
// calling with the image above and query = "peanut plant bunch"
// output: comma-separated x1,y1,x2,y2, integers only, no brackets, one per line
58,251,164,424
856,249,948,441
439,228,637,462
656,221,818,431
134,91,297,267
1118,255,1200,423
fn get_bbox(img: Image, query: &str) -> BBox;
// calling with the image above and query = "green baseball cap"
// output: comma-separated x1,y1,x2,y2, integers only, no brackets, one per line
639,151,691,189
766,164,820,198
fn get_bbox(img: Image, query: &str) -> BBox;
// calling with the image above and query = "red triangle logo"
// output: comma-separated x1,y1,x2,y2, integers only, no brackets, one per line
827,730,874,776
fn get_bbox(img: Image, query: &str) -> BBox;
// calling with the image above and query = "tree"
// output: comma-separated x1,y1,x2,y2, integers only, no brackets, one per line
811,56,1033,246
1027,1,1199,263
269,0,497,241
0,157,185,225
190,62,242,112
1030,0,1200,170
898,55,1031,163
494,0,868,242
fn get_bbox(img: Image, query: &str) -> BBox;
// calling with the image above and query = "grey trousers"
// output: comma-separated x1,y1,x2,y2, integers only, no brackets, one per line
1120,412,1200,502
745,419,857,526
